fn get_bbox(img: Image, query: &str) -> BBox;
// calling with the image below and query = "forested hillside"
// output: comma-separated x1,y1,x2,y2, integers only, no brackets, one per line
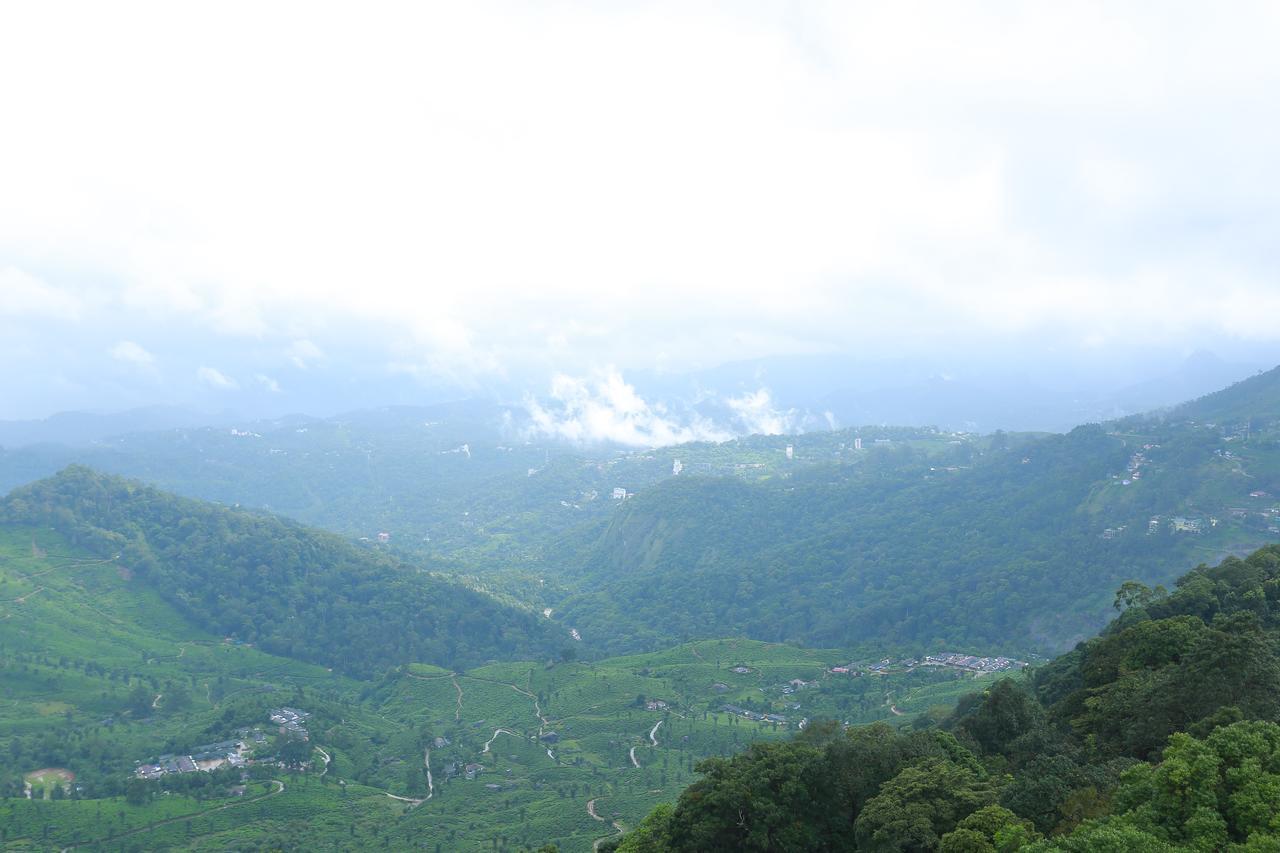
0,467,563,675
558,371,1280,656
608,543,1280,851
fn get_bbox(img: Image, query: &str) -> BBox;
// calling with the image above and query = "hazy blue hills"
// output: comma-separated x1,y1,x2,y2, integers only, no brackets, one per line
1170,362,1280,425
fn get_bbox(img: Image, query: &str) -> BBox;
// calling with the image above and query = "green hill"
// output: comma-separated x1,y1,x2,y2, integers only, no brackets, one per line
1,466,564,677
0,491,992,851
609,543,1280,852
559,413,1280,656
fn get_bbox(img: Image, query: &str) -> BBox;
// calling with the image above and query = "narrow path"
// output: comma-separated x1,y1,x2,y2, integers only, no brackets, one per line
503,681,556,760
424,748,434,800
451,675,463,722
889,704,904,716
482,728,520,753
507,683,550,733
314,746,331,777
629,719,663,768
587,798,625,852
152,693,163,710
4,586,45,604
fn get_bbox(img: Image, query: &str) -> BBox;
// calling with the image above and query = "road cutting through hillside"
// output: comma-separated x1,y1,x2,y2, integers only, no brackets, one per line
482,728,520,753
588,798,625,852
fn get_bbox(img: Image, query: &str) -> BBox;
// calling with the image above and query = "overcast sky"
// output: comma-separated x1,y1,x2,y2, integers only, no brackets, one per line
2,2,1280,421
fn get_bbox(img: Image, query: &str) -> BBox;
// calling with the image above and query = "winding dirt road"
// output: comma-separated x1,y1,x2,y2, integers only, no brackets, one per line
451,675,463,721
587,798,625,852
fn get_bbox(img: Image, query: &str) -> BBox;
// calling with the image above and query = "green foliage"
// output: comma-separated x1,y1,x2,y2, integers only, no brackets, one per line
2,466,561,675
1110,722,1280,846
1039,546,1280,760
616,545,1280,853
938,806,1041,853
854,758,998,852
614,803,675,852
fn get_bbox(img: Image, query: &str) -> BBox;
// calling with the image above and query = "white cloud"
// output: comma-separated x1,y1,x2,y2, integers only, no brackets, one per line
0,267,81,319
1,2,1280,394
196,366,238,390
725,389,797,436
525,369,731,447
109,339,154,367
255,373,281,393
523,369,804,447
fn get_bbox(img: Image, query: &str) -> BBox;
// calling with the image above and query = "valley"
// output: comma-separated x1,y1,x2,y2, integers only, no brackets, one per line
0,523,1001,850
3,367,1280,850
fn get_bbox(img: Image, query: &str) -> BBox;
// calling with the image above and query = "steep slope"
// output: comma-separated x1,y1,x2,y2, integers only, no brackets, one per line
1,466,564,676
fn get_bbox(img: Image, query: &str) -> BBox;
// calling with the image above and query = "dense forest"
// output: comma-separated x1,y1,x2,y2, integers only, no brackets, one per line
606,543,1280,851
559,413,1280,656
0,467,563,676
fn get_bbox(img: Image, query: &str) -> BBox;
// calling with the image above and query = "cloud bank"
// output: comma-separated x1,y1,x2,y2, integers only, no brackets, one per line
2,3,1280,417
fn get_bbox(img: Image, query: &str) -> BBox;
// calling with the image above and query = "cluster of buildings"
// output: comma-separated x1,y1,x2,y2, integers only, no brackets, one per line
828,653,1027,676
721,704,788,725
1100,524,1128,540
270,707,310,740
135,708,312,781
921,653,1027,673
135,736,254,779
1118,444,1158,485
1147,514,1218,535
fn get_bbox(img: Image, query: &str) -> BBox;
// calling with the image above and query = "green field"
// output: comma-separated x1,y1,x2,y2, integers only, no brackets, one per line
0,524,997,851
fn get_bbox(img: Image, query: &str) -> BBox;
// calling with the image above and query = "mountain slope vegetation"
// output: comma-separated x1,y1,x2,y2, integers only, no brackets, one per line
560,410,1280,655
0,466,563,676
609,543,1280,852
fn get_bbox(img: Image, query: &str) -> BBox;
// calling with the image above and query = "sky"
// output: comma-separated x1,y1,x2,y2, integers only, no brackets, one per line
2,2,1280,430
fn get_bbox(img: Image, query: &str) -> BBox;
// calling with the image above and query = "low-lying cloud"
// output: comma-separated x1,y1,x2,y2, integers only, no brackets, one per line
725,389,798,436
523,369,801,448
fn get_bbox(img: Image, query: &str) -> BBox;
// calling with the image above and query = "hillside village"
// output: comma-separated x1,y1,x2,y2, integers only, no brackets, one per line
134,708,310,780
